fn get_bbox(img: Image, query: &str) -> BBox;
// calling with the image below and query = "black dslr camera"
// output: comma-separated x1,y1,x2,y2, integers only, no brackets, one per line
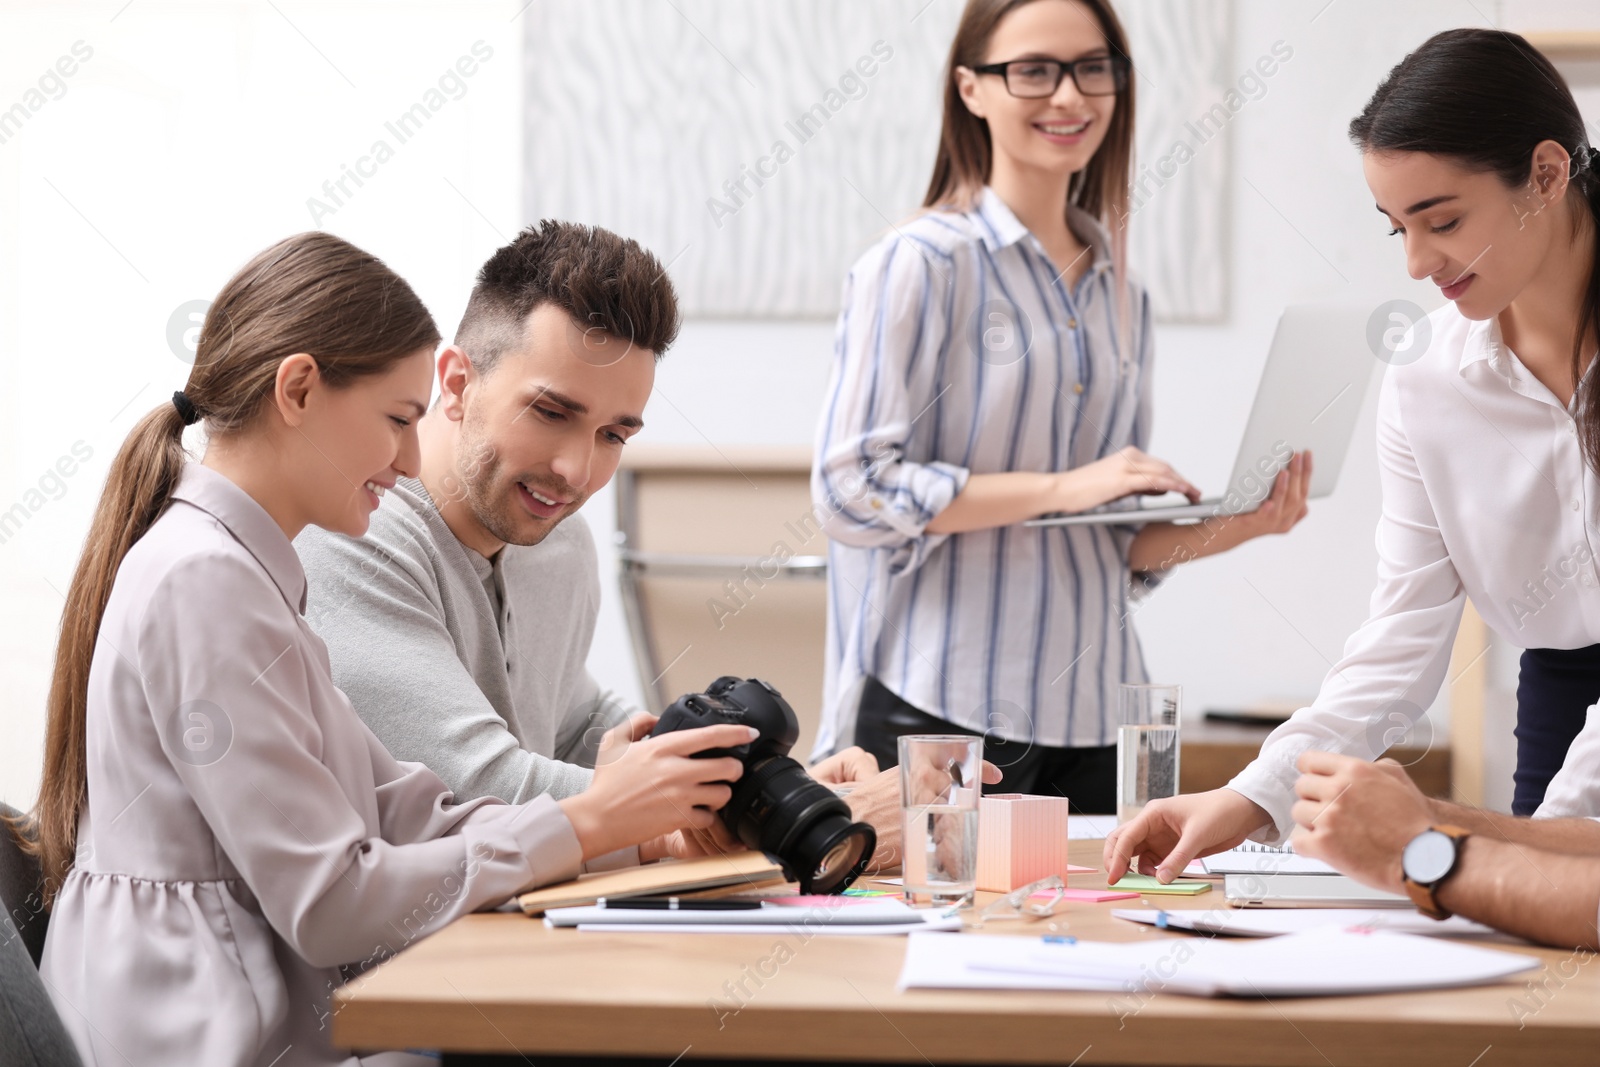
650,676,876,894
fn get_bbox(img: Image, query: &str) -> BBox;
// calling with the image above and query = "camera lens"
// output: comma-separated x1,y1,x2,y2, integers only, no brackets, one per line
793,816,873,894
722,755,876,894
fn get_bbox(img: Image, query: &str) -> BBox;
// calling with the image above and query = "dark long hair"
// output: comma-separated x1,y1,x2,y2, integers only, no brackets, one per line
1350,28,1600,469
923,0,1136,230
14,232,440,906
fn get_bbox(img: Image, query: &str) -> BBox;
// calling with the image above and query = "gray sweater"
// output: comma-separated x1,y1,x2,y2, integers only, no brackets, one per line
295,477,632,804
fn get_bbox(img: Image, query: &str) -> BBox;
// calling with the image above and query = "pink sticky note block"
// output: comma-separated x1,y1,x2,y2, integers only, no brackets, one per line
764,895,875,907
977,793,1073,892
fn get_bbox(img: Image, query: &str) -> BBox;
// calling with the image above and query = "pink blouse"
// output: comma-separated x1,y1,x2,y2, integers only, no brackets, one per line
42,462,586,1066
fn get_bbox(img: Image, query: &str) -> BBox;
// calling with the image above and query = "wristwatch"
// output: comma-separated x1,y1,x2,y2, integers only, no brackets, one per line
1401,824,1470,920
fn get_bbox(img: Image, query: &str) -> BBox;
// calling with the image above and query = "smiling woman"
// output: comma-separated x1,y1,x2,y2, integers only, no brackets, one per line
810,0,1311,812
1350,28,1600,819
11,224,741,1067
1106,27,1600,885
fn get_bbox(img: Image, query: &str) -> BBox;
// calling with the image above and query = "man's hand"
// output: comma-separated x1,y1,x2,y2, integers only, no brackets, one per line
641,817,745,863
1289,751,1431,893
842,760,1003,875
809,746,879,786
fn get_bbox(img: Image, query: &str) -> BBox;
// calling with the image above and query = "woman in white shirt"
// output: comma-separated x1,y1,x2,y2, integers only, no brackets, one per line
15,232,751,1066
1108,27,1600,882
811,0,1309,811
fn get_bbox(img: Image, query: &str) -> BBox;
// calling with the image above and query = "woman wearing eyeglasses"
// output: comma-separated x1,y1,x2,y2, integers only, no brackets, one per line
810,0,1309,813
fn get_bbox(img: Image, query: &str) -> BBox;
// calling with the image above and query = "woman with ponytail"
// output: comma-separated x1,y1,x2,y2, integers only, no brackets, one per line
16,233,752,1066
810,0,1309,810
1110,28,1600,884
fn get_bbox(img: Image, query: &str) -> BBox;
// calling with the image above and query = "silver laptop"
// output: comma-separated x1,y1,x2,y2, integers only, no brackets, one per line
1224,872,1412,909
1026,304,1378,528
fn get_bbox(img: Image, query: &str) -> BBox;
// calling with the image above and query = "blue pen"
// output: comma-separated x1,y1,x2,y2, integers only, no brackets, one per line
1155,910,1169,929
1043,934,1076,945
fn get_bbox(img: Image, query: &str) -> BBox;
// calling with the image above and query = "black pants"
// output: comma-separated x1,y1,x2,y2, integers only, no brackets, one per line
1513,644,1600,815
852,676,1117,815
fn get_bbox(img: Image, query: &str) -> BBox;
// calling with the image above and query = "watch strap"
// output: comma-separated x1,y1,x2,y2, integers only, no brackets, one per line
1403,824,1470,920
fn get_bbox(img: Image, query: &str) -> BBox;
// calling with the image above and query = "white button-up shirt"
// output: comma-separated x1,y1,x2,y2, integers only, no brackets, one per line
1539,701,1600,818
811,188,1155,758
1231,305,1600,841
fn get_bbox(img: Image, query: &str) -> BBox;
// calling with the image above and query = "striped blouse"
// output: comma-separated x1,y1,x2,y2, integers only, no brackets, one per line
810,187,1155,757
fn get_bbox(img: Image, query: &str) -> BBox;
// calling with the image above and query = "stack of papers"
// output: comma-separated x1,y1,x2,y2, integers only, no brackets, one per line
897,927,1539,996
546,896,961,935
1112,908,1505,939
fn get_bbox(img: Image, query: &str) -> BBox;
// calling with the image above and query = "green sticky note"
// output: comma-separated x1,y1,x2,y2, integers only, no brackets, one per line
1110,874,1212,895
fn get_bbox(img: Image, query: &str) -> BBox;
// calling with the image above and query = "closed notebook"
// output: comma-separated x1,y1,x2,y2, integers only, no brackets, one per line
517,851,787,915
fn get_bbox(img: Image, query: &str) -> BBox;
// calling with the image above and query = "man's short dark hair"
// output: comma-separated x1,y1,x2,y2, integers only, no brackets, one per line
455,219,680,373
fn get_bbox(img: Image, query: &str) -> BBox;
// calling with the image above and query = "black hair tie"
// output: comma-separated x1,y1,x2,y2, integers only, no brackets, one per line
171,391,201,426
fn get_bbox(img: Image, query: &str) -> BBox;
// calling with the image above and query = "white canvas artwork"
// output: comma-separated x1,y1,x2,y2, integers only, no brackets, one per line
523,0,1234,321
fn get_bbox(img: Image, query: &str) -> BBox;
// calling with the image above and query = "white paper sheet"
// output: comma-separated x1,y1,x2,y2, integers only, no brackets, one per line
1111,908,1506,940
576,913,963,935
1066,814,1118,839
898,927,1539,996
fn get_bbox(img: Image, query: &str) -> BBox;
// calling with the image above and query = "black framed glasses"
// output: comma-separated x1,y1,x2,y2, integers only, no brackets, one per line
972,55,1129,98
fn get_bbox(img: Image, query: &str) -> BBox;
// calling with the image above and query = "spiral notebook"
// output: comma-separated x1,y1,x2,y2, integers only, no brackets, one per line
1201,841,1338,876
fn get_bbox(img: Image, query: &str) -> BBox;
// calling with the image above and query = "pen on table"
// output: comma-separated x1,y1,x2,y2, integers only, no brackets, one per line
597,897,764,910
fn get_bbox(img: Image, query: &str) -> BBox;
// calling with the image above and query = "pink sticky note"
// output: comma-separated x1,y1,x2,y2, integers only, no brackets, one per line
764,895,875,907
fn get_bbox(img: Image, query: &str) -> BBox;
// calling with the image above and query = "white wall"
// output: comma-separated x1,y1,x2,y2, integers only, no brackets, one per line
0,1,526,807
3,0,1593,811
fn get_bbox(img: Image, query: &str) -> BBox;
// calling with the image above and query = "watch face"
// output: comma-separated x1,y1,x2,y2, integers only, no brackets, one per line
1403,830,1457,885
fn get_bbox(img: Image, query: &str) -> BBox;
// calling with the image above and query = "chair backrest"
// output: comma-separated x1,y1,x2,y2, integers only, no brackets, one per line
0,806,83,1067
0,804,48,967
0,909,84,1067
614,445,829,758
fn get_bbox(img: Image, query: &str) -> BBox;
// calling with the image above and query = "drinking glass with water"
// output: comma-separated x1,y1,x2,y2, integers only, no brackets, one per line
1117,684,1181,824
897,734,982,908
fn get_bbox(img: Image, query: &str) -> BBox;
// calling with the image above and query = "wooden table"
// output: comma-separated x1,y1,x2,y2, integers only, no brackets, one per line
332,842,1596,1066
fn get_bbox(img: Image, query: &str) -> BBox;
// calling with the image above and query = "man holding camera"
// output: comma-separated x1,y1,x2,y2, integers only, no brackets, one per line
297,220,902,867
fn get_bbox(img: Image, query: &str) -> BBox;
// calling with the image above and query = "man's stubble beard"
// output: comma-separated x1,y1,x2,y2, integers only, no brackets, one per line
457,417,579,548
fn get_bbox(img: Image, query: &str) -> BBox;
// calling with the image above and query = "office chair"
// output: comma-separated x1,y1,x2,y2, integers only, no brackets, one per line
0,804,84,1067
